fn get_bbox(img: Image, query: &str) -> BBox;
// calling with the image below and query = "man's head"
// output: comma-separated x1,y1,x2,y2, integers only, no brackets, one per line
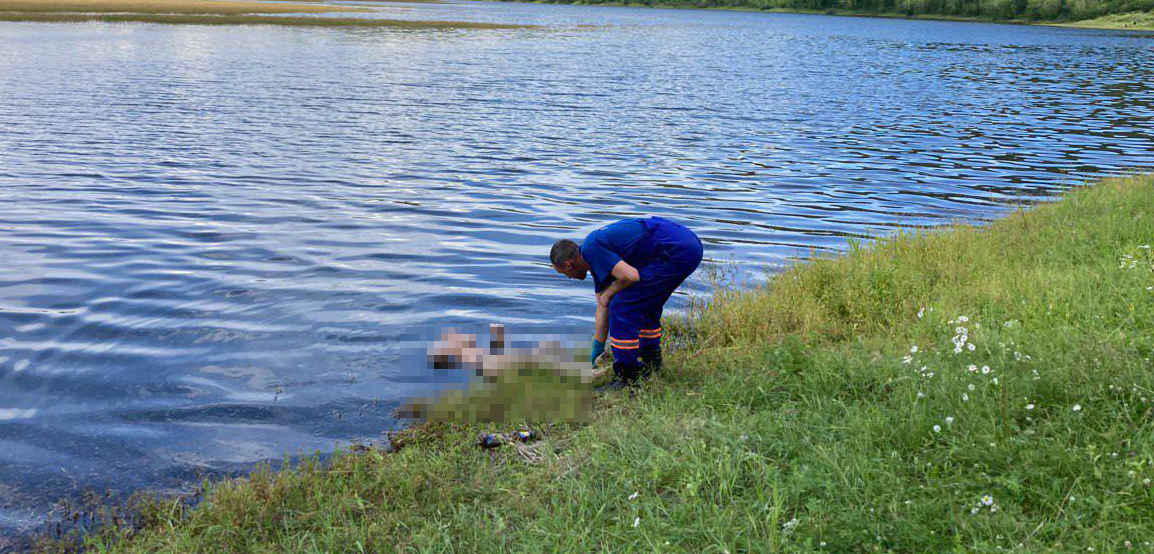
551,239,588,280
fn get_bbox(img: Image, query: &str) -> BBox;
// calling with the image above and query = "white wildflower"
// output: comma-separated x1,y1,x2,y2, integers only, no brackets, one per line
958,316,969,322
629,492,639,500
917,391,925,398
917,307,925,319
981,366,990,374
1072,404,1082,412
980,494,994,506
902,355,913,364
968,343,976,351
970,507,980,515
963,393,970,402
782,517,800,533
1026,404,1035,410
933,425,941,433
633,516,640,528
992,378,999,385
968,364,978,372
968,384,976,391
910,345,919,353
945,417,954,424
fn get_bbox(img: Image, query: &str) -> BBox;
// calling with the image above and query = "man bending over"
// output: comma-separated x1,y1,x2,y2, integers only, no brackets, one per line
551,217,703,390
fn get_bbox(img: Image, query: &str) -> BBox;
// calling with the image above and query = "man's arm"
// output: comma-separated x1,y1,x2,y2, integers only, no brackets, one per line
597,260,640,308
594,301,608,342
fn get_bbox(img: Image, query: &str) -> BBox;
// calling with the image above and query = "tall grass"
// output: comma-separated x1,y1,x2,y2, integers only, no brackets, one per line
40,175,1154,553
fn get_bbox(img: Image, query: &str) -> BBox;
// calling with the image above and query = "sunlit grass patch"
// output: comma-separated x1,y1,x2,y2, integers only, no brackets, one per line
1055,11,1154,30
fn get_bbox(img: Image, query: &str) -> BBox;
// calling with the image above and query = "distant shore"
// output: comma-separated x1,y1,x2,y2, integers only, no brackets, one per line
0,0,530,28
487,0,1154,31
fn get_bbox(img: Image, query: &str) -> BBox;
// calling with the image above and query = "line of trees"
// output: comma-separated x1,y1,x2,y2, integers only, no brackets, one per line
537,0,1153,21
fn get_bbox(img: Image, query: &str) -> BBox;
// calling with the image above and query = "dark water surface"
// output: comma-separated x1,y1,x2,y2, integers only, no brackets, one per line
1,2,1153,542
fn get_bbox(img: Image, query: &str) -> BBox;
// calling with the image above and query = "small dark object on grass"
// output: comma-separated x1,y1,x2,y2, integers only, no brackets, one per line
479,434,503,449
478,429,538,448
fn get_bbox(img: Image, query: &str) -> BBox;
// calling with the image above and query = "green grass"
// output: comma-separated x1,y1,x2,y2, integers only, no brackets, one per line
1051,10,1154,29
491,0,1154,31
40,175,1154,553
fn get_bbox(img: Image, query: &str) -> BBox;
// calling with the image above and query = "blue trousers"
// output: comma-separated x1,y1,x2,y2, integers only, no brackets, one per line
608,218,703,376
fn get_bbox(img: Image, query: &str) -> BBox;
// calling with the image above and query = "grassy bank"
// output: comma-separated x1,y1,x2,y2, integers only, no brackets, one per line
0,0,530,28
1051,10,1154,27
42,175,1154,553
492,0,1154,31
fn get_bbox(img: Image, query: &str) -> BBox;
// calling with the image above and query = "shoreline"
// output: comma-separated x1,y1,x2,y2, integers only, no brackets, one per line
3,0,1149,30
484,0,1154,31
0,12,531,27
37,174,1154,553
0,0,530,28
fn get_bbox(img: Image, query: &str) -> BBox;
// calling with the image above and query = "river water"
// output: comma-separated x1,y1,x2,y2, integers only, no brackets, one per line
1,2,1152,543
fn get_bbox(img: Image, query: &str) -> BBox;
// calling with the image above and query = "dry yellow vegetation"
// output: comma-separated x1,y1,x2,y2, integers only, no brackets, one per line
0,0,368,15
0,11,528,27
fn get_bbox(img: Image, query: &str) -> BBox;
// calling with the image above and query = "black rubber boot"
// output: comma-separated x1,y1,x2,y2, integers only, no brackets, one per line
640,345,663,378
596,362,642,393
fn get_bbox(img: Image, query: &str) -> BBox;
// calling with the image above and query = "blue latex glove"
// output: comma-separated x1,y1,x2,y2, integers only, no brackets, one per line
591,339,606,367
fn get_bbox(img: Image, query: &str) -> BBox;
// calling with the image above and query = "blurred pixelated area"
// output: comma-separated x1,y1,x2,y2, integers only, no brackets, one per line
395,324,594,423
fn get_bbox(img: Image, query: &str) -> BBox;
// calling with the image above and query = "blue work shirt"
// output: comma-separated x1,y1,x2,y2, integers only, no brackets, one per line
580,219,652,293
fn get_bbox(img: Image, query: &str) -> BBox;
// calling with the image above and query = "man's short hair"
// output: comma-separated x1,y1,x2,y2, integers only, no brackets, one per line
550,239,580,267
